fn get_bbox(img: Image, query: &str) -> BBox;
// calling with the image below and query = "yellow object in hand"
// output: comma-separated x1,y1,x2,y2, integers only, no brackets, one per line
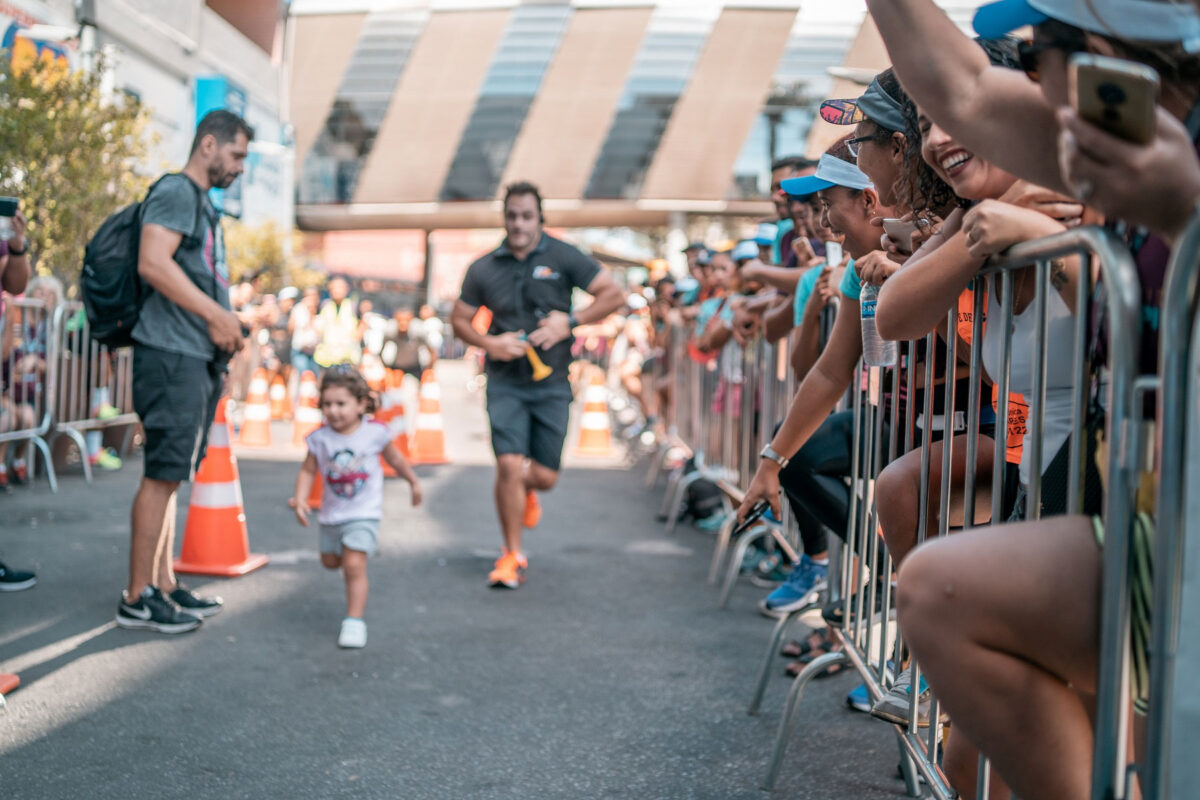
524,344,553,381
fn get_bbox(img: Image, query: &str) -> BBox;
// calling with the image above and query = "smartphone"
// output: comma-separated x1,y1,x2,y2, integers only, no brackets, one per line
0,197,17,218
733,500,772,538
824,240,843,268
1069,53,1159,145
882,218,919,252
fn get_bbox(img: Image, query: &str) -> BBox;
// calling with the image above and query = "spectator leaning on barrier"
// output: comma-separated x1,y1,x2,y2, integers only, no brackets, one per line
450,181,624,590
863,0,1200,797
117,109,252,635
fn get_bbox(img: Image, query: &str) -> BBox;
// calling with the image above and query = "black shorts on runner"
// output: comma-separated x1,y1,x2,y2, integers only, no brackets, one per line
485,381,573,472
133,345,224,482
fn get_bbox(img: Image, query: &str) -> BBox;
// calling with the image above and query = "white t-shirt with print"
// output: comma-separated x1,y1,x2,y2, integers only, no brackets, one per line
306,421,393,525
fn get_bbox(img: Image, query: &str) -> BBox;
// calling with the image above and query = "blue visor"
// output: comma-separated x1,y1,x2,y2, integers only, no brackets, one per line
781,153,873,196
975,0,1200,43
754,222,778,246
732,240,760,262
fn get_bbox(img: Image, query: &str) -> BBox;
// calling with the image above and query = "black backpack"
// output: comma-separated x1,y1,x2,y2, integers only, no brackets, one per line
81,174,205,348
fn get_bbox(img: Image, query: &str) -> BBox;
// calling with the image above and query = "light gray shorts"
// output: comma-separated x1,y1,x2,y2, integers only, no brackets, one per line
319,519,380,558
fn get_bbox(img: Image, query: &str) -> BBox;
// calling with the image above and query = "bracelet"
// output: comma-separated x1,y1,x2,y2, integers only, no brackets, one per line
7,239,27,256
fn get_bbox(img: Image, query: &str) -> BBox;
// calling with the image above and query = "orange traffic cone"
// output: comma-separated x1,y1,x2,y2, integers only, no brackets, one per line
363,352,387,393
0,673,18,696
269,374,291,421
308,471,323,510
574,368,614,457
411,369,448,465
239,368,272,447
176,398,269,577
377,370,410,477
292,370,322,447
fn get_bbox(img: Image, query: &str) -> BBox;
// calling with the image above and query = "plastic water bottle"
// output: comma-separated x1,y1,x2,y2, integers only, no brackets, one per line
860,283,897,367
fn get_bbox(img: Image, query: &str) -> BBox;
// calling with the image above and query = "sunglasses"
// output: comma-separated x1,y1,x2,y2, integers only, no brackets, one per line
1018,31,1089,82
846,135,876,159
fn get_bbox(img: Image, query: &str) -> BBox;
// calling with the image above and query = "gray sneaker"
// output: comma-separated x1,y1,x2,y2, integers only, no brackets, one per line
870,666,931,727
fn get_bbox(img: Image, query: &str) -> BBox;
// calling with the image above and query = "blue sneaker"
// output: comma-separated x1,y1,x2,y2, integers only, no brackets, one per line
846,682,871,713
759,555,828,616
695,512,730,533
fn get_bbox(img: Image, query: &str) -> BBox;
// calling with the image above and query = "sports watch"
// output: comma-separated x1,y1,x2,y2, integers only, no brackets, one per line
760,444,789,470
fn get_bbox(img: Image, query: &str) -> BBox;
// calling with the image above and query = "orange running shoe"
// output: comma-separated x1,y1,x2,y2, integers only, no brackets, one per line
488,552,527,589
523,490,542,528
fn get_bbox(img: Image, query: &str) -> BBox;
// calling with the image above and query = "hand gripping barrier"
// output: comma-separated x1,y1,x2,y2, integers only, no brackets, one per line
655,227,1146,797
0,297,59,491
1144,207,1200,800
48,301,138,483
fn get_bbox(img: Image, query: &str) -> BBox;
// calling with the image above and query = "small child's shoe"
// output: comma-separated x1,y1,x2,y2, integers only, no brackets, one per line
89,447,123,471
338,617,367,648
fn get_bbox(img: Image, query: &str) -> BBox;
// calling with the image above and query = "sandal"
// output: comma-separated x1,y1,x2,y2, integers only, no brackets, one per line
780,628,829,659
784,650,849,678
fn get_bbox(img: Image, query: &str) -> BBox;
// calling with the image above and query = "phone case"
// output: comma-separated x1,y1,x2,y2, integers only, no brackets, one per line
1069,54,1159,145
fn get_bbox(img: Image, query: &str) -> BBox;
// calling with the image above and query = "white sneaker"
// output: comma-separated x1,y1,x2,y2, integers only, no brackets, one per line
338,617,367,648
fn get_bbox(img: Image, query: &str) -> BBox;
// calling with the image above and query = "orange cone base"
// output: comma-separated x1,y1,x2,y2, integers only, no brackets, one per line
0,673,19,694
174,552,269,577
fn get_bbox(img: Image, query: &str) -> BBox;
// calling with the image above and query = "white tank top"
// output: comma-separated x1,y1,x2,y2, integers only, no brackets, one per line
981,274,1077,486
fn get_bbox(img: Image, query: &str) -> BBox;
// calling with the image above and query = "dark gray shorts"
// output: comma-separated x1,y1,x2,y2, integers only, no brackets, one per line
485,381,573,472
133,345,223,482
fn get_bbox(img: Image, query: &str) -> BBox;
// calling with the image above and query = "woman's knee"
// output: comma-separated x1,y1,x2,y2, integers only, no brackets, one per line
895,541,958,647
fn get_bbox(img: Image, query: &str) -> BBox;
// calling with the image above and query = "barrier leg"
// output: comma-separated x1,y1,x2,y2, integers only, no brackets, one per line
658,465,684,520
31,436,56,493
763,651,847,791
707,512,739,584
718,524,777,608
898,741,921,797
749,607,809,715
55,429,92,483
664,470,701,535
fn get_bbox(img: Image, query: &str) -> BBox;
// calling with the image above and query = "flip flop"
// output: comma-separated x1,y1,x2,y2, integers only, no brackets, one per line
780,628,830,659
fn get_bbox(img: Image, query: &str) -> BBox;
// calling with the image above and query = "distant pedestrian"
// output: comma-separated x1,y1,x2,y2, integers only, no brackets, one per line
314,277,360,367
118,109,252,634
292,367,421,648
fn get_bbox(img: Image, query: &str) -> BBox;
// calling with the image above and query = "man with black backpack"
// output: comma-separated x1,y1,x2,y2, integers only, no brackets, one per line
114,110,252,634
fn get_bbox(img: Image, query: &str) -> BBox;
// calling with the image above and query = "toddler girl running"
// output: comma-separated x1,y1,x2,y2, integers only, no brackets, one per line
293,367,421,648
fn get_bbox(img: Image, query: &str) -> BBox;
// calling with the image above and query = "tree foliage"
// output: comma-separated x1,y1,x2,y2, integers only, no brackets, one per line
0,51,155,286
224,219,324,293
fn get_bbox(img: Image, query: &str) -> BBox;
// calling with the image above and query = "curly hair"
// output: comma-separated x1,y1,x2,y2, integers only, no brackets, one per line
319,366,377,415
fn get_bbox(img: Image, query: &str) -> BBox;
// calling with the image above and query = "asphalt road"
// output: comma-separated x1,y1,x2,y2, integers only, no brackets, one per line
0,360,907,799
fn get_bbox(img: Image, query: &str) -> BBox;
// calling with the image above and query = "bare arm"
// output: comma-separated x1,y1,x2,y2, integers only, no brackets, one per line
876,210,981,341
138,223,243,352
763,295,795,344
293,452,318,526
865,0,1067,194
382,442,422,506
742,263,804,294
450,299,525,361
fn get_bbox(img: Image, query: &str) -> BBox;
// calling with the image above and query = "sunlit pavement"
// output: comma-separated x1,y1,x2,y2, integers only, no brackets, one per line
0,360,902,800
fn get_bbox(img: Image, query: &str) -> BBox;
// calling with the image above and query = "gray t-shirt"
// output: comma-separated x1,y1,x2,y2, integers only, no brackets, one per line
132,174,229,361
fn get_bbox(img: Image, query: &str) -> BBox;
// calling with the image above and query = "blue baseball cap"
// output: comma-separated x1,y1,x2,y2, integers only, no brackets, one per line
781,153,874,196
732,240,760,263
753,222,778,246
974,0,1200,44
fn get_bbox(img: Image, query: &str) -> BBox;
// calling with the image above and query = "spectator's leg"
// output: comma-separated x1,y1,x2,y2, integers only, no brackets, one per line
943,726,1013,800
154,493,179,593
876,434,997,567
897,516,1099,800
127,477,180,600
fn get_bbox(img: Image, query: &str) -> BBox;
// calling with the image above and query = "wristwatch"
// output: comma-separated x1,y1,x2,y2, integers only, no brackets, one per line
760,444,789,470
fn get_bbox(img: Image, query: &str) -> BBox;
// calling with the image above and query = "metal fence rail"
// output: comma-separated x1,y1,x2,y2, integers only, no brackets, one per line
654,226,1148,797
0,297,59,491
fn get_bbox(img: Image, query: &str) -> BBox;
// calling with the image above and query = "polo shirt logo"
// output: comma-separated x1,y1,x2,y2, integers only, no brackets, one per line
532,266,560,280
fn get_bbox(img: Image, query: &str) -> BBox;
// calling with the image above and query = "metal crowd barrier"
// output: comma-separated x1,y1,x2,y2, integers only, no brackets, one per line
653,226,1147,797
49,301,139,483
0,296,58,491
1146,208,1200,799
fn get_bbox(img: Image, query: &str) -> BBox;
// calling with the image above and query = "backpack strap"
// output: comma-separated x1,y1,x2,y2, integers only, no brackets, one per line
141,172,219,301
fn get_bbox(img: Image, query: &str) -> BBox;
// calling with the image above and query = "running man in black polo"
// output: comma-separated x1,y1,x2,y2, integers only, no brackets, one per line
451,182,623,588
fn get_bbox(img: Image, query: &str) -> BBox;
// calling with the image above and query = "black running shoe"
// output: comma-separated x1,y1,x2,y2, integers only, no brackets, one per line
0,561,37,592
169,583,223,618
116,586,202,633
